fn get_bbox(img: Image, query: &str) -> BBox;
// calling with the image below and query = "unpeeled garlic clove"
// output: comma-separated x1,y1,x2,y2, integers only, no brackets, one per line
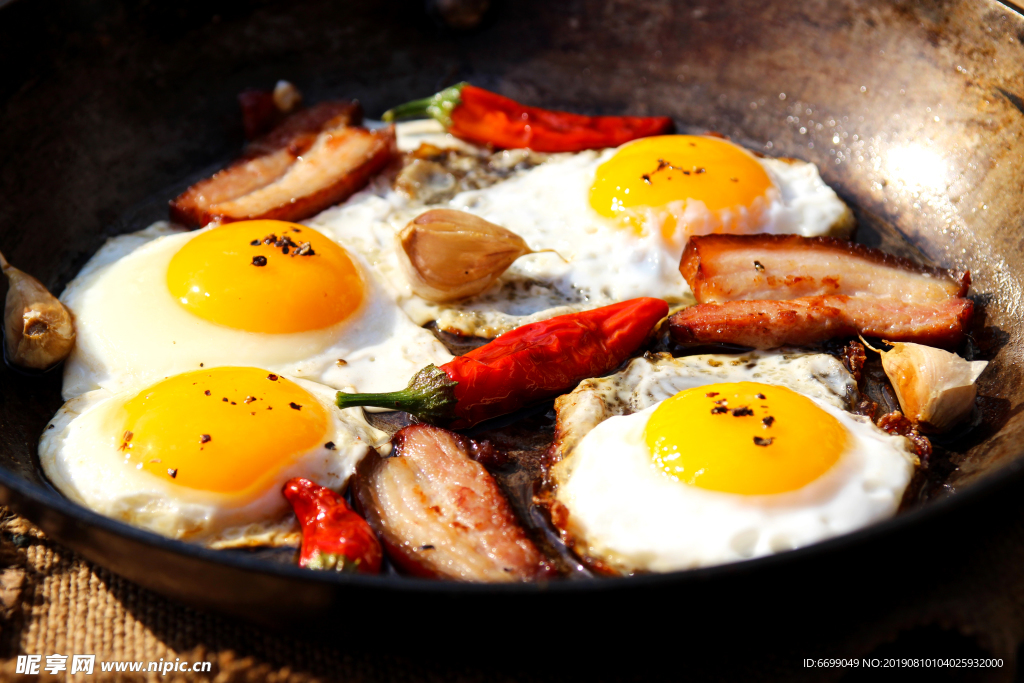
398,208,536,302
1,251,75,370
873,340,987,432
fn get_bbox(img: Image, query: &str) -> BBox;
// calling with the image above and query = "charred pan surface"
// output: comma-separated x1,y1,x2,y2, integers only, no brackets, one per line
669,295,974,350
352,424,552,582
170,102,395,227
681,234,970,304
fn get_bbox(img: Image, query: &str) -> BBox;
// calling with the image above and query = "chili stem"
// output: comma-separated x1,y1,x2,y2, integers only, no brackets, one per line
335,364,458,423
381,82,466,128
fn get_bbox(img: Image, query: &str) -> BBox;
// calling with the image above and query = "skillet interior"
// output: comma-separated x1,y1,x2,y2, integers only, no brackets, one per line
1,0,1023,643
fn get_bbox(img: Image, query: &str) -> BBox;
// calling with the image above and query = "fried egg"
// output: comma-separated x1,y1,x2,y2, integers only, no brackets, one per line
60,219,453,400
314,124,853,337
40,366,387,547
549,352,916,574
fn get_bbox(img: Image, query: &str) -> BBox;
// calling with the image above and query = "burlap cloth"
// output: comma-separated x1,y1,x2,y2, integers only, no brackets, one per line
2,498,1024,683
0,508,563,683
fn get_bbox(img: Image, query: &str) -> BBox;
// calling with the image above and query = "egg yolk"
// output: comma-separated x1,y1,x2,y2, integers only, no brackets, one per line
644,382,847,495
589,135,773,236
167,220,364,334
117,367,329,494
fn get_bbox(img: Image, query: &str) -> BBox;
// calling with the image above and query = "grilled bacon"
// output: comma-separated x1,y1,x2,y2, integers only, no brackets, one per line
668,295,974,349
170,101,397,227
681,234,969,304
670,234,975,349
352,424,552,582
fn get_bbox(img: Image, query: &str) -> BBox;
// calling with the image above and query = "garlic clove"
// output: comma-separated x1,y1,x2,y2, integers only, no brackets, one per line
1,251,76,370
397,208,535,303
874,340,987,432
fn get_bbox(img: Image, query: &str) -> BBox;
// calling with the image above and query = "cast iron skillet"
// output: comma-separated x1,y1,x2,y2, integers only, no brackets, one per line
1,0,1023,645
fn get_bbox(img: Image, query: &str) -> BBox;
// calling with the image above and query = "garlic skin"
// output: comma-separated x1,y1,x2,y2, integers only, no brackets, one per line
878,342,987,432
397,209,535,303
1,252,76,370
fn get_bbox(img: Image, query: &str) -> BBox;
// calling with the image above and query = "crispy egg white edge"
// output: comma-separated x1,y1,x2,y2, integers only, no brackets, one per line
549,350,917,573
39,375,388,548
559,396,916,573
317,123,854,338
59,222,453,401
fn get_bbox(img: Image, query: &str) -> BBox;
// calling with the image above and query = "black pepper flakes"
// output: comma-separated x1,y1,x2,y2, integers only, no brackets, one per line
250,239,260,246
200,434,211,443
289,402,302,411
711,406,729,415
230,401,236,405
732,406,754,417
204,390,211,396
168,468,178,478
222,397,228,402
754,261,765,272
294,241,315,256
324,441,336,450
753,436,774,447
262,234,278,245
200,363,204,367
756,393,766,400
420,544,435,551
267,374,278,381
252,255,268,267
244,396,256,404
705,391,719,398
762,416,776,428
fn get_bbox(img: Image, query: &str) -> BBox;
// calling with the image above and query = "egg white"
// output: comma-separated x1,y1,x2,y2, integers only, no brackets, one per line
312,122,853,337
549,351,917,574
39,375,387,547
59,222,454,401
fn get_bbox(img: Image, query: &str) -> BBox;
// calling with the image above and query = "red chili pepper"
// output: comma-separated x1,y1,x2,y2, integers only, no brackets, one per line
282,478,382,574
383,82,674,153
335,297,668,428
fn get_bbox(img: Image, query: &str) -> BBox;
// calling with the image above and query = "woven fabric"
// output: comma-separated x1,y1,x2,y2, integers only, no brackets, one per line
0,507,559,683
0,509,326,682
2,503,1024,683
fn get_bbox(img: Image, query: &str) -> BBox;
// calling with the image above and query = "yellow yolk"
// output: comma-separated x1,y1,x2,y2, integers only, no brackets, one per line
589,135,774,237
167,220,364,334
118,367,328,494
644,382,847,495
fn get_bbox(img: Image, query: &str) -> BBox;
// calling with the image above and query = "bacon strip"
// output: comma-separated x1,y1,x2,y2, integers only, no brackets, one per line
681,234,969,304
170,101,396,227
668,296,974,349
352,424,551,582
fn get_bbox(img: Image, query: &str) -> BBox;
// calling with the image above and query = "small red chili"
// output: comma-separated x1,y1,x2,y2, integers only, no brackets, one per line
282,478,382,575
383,83,674,153
336,297,668,428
